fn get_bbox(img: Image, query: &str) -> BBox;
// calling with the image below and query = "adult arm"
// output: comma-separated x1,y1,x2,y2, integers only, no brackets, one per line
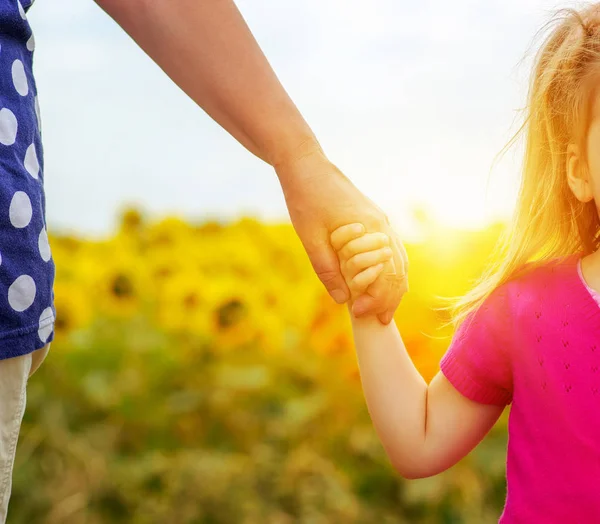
93,0,408,321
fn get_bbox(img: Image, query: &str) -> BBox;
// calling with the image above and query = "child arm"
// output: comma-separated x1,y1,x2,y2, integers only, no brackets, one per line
349,316,505,479
331,224,511,479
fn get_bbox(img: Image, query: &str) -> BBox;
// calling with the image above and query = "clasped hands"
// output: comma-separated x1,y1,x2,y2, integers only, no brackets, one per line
276,142,409,323
330,223,399,318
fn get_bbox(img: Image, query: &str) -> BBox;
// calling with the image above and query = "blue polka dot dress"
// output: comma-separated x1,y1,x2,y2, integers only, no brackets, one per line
0,0,56,360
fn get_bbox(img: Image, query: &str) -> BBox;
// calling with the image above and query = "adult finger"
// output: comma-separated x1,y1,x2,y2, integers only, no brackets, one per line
305,237,351,304
351,291,377,317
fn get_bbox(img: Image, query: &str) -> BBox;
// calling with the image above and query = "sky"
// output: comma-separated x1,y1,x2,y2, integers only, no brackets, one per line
27,0,571,241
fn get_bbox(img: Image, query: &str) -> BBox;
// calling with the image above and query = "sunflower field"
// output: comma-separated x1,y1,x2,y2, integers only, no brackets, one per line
9,206,511,524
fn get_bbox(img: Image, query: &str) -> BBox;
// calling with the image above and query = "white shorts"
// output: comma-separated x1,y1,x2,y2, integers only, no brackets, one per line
0,342,50,523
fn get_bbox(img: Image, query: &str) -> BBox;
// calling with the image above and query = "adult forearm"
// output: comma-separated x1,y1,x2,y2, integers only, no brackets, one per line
95,0,318,169
349,313,428,478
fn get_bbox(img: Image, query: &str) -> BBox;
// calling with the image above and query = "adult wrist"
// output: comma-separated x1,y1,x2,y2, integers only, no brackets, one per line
272,136,343,193
272,136,325,177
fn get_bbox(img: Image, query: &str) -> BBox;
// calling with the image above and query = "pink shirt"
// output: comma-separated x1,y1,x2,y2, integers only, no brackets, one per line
440,250,600,523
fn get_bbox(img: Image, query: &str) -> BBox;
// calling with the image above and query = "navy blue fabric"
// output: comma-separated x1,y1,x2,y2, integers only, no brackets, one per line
0,0,55,360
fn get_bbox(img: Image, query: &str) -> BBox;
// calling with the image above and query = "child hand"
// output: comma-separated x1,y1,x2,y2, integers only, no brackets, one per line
330,223,393,303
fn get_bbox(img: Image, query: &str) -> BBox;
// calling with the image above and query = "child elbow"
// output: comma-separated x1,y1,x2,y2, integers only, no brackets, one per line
397,466,430,480
389,442,436,479
392,457,433,480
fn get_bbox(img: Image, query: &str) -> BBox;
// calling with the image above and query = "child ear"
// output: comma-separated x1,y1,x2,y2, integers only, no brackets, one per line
566,143,595,203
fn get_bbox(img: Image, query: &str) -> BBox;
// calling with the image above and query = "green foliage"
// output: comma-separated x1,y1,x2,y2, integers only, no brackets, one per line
9,213,511,523
11,314,509,523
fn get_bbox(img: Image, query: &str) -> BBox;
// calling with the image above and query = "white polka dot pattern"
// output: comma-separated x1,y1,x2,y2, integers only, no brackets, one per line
8,274,36,312
0,108,17,145
9,191,32,228
38,307,54,342
11,59,28,96
34,95,41,133
38,226,51,262
26,34,34,52
24,142,38,178
0,1,56,356
17,1,25,20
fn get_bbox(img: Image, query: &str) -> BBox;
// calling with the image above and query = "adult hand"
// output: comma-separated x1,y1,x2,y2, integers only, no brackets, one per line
275,140,409,324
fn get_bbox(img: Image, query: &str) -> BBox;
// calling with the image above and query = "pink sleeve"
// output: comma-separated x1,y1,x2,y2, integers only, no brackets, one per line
439,286,513,406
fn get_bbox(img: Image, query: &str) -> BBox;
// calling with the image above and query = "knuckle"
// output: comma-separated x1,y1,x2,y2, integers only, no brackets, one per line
316,268,339,286
350,278,363,292
362,212,384,230
365,220,381,232
340,245,353,261
339,266,350,281
347,256,359,272
358,251,369,264
346,236,359,251
383,271,404,287
365,274,407,304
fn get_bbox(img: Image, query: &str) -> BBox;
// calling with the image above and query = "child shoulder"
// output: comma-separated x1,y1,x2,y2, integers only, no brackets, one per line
499,251,581,307
509,251,580,284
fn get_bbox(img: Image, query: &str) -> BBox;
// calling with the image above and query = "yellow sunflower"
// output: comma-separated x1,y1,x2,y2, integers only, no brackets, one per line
93,247,152,318
51,280,93,339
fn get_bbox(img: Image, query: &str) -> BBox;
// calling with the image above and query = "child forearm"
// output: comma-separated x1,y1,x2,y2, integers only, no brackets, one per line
349,310,428,477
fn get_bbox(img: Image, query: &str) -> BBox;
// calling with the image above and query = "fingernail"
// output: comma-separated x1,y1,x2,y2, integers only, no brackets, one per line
353,224,365,234
331,289,347,304
384,248,393,256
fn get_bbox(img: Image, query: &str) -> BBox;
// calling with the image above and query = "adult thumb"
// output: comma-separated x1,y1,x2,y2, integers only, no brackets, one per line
306,240,350,304
352,293,377,317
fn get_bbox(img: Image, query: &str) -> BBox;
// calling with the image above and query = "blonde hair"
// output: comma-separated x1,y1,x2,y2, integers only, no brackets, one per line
439,3,600,332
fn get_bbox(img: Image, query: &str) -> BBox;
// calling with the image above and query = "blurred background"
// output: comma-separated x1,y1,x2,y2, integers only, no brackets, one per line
10,0,564,522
